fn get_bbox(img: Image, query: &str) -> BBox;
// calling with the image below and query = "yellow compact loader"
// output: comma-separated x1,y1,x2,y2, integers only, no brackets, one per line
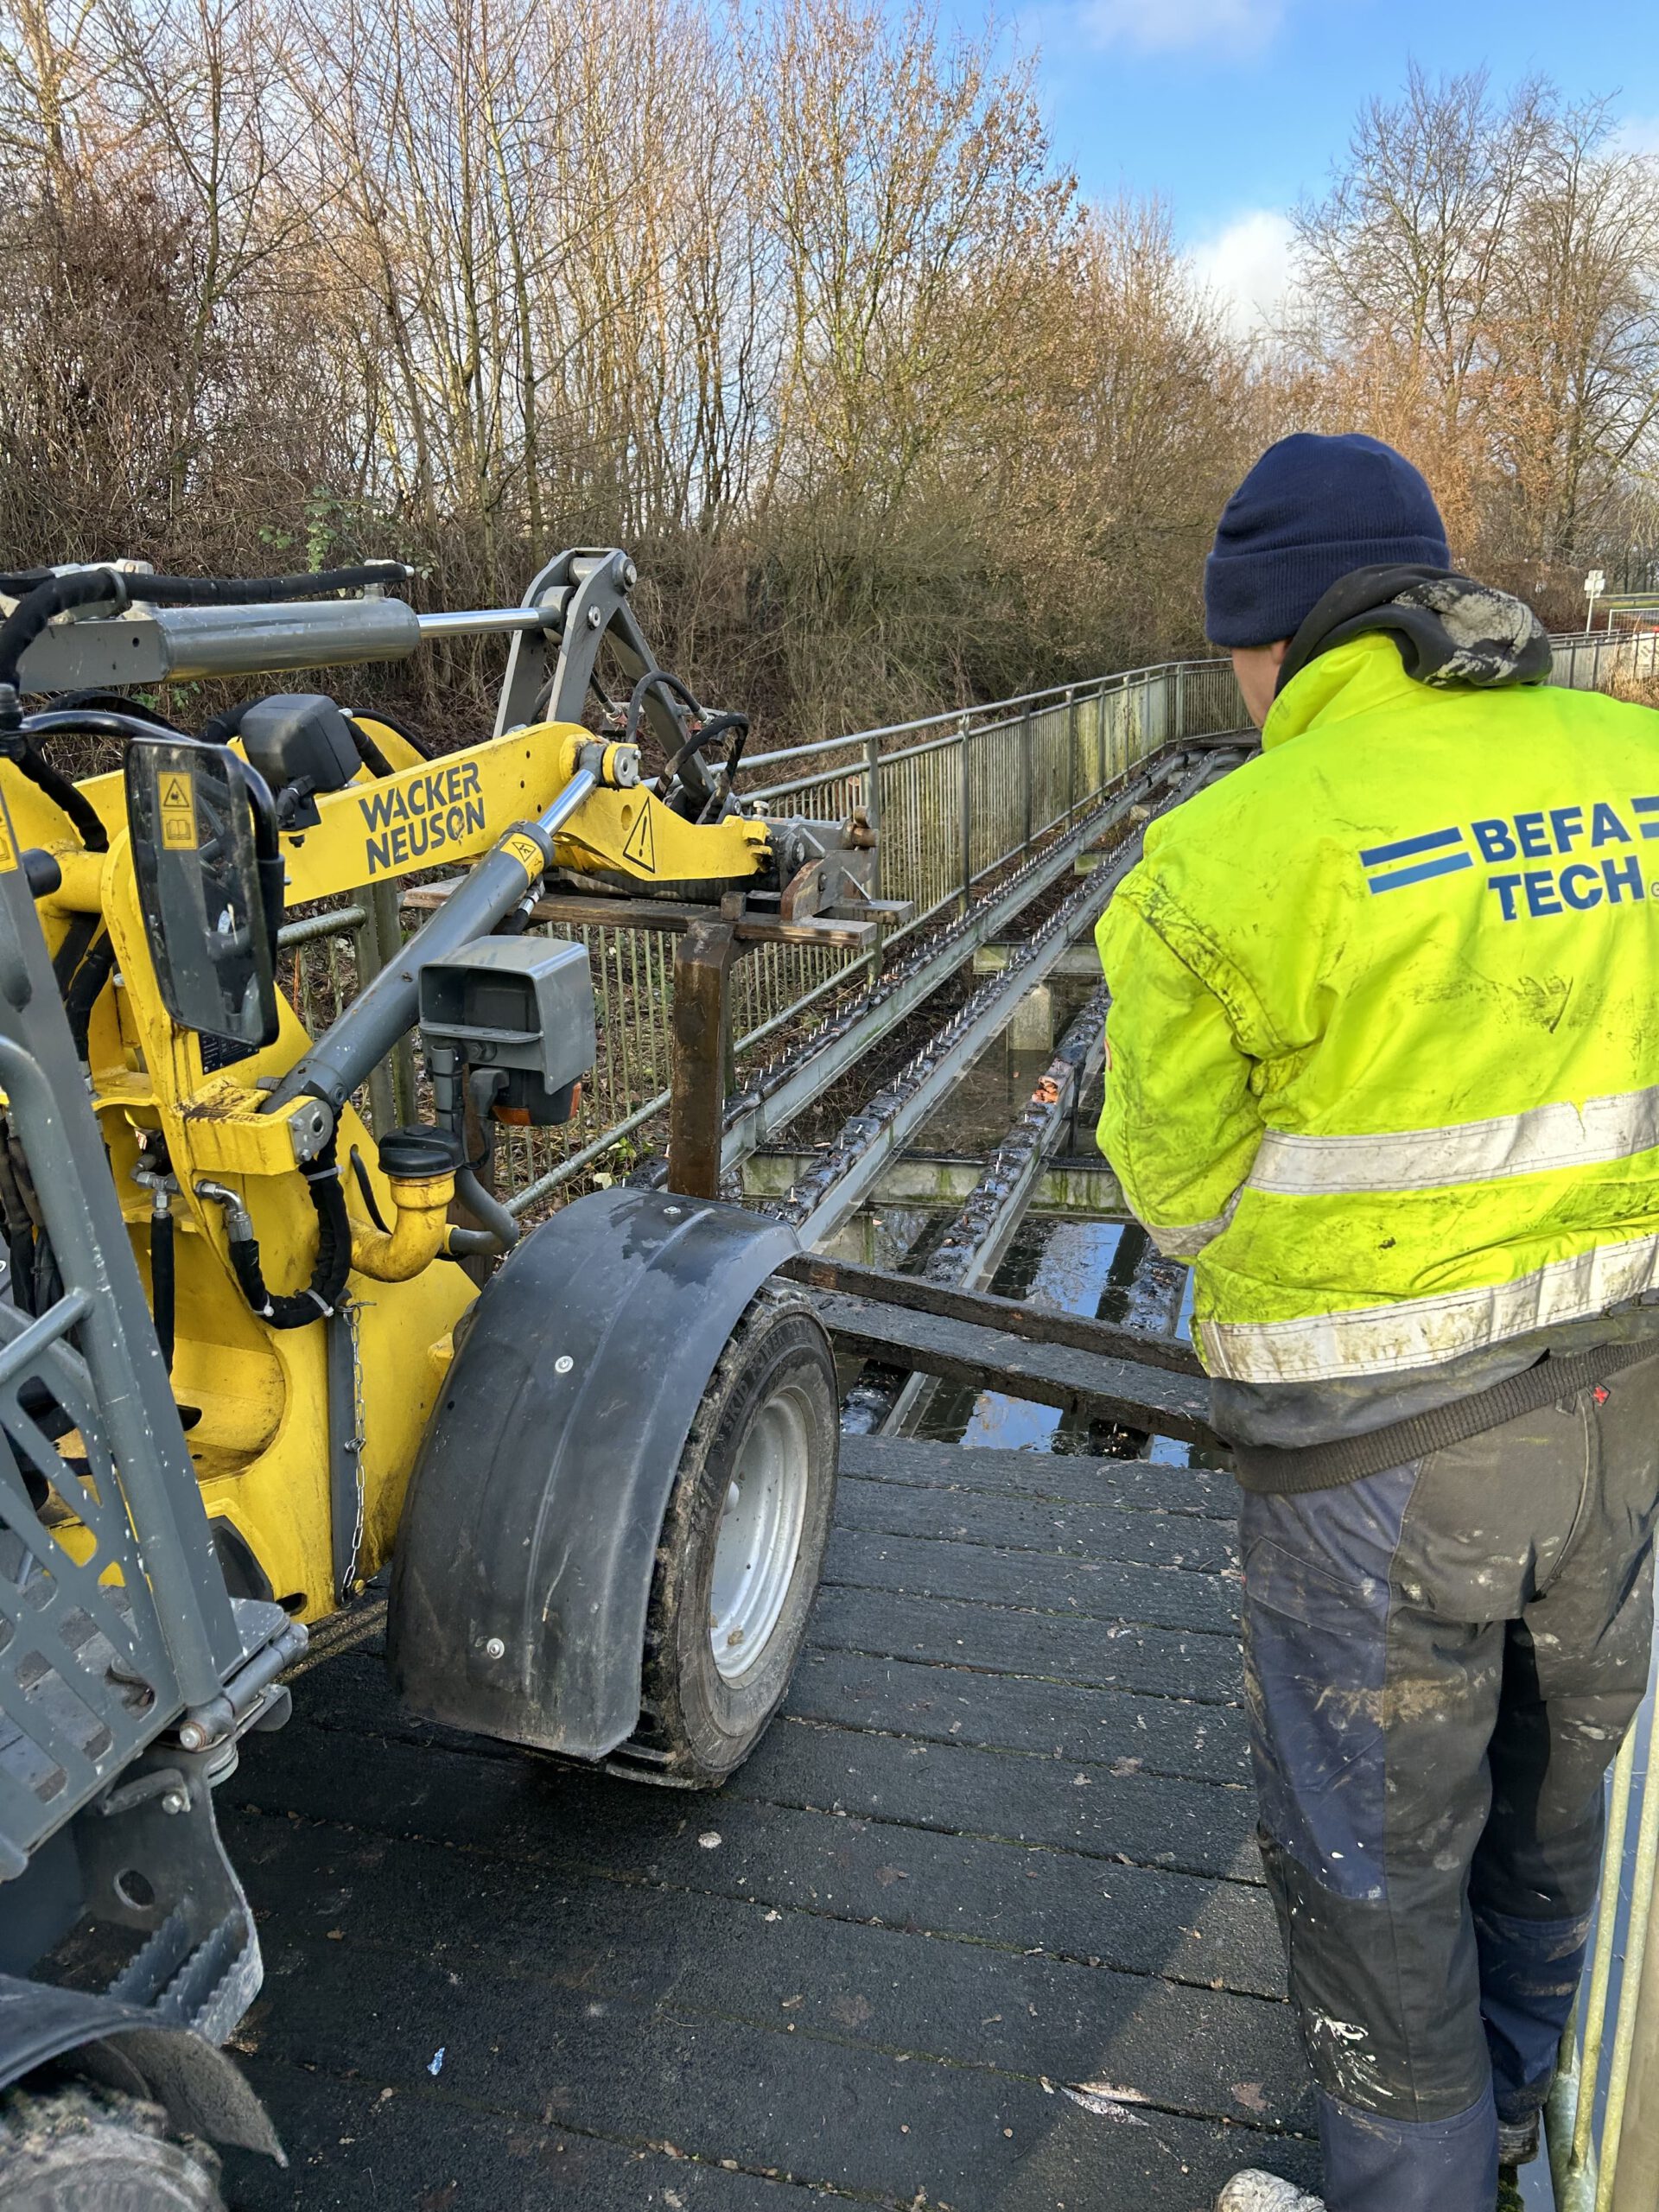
0,552,880,2200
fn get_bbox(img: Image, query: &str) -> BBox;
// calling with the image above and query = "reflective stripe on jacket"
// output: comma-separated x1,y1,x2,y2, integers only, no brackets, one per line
1096,632,1659,1384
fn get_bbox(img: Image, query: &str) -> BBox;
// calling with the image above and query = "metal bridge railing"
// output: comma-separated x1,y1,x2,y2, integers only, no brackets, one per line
1548,626,1659,693
279,629,1650,1207
486,657,1243,1205
276,656,1245,1202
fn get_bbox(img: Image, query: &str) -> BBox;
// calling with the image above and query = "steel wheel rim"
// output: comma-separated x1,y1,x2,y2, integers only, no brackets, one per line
709,1382,812,1681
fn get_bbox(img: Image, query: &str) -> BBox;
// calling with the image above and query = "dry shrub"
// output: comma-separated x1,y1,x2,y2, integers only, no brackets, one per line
1603,670,1659,710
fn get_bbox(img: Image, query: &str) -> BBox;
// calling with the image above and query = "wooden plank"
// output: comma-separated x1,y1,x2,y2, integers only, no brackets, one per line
810,1583,1243,1701
229,1937,1319,2212
823,1526,1240,1635
833,1470,1239,1571
729,1714,1258,1883
233,1813,1312,2127
782,1252,1207,1379
838,1432,1237,1518
225,2063,804,2209
791,1645,1251,1784
225,1677,1280,1992
811,1290,1220,1445
402,880,897,948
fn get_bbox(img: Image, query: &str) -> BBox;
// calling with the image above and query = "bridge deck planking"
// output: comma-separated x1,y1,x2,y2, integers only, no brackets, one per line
219,1433,1317,2211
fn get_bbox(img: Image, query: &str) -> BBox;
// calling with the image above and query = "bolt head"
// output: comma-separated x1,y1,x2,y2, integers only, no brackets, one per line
484,1637,505,1661
555,1354,574,1375
161,1789,188,1815
586,607,603,628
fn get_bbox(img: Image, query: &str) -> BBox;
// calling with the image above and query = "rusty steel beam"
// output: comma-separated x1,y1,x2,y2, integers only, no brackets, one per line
667,918,742,1198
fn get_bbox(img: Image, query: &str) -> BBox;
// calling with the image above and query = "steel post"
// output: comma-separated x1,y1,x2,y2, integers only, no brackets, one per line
353,892,397,1140
960,718,973,913
368,880,418,1127
864,734,883,898
1067,689,1077,820
669,918,741,1198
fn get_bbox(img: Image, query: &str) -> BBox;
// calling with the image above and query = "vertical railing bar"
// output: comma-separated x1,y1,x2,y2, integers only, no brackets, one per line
959,719,972,914
1601,1738,1659,2209
1569,1730,1638,2183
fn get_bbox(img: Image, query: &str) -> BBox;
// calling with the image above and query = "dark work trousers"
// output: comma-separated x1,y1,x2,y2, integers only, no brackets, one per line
1239,1351,1659,2212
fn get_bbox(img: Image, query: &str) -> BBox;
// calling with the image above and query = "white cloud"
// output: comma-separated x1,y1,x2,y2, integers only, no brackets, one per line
1079,0,1285,56
1187,207,1298,340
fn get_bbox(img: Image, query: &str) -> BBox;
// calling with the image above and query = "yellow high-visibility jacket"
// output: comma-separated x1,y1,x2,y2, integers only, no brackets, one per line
1096,632,1659,1387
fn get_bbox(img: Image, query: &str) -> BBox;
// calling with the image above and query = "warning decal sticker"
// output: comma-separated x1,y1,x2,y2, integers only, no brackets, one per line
159,768,198,850
622,804,656,874
501,830,547,884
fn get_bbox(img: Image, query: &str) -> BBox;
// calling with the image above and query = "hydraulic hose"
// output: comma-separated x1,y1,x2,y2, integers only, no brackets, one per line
351,706,431,761
149,1199,175,1372
0,739,109,851
24,707,181,747
49,912,96,995
0,1133,35,1318
348,1145,391,1234
61,932,115,1062
198,1138,352,1329
346,716,395,779
624,665,703,746
41,687,184,733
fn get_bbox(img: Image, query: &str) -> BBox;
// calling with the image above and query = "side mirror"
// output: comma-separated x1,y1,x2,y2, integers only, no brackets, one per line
125,737,282,1050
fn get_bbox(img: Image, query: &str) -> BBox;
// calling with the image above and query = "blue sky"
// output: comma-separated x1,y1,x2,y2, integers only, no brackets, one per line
929,0,1659,329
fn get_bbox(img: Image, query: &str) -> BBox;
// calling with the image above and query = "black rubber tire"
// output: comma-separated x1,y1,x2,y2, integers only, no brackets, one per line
630,1282,838,1786
0,2084,226,2210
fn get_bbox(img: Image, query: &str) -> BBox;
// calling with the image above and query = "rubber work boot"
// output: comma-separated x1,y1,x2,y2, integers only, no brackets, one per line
1214,2177,1324,2211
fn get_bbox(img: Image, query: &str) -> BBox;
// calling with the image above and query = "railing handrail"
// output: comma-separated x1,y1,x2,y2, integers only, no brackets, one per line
744,626,1639,778
742,656,1219,772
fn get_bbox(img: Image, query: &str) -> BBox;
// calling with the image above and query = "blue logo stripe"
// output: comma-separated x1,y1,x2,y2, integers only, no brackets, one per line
1634,796,1659,815
1358,825,1465,867
1367,851,1475,894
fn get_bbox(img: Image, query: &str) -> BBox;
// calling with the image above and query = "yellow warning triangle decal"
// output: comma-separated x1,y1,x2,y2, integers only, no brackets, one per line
160,774,191,809
622,804,656,874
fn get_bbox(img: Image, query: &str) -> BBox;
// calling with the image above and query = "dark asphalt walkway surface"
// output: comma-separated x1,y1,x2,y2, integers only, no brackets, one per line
218,1434,1319,2212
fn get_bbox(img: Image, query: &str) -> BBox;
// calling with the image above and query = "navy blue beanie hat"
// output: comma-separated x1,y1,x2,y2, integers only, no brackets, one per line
1204,432,1450,649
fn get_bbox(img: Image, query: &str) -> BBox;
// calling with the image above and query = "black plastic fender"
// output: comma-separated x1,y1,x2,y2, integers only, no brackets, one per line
0,1975,282,2157
387,1186,800,1759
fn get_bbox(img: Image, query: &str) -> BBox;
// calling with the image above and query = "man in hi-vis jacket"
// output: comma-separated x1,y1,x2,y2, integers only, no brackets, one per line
1096,432,1659,2212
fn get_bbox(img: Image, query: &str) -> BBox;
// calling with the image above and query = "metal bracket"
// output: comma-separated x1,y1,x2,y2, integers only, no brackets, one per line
493,550,716,810
668,918,742,1199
